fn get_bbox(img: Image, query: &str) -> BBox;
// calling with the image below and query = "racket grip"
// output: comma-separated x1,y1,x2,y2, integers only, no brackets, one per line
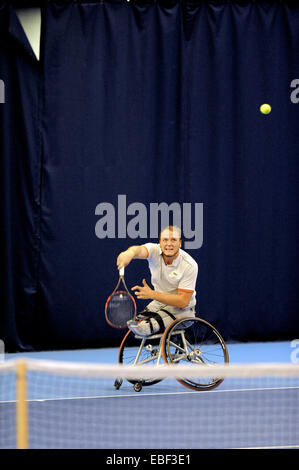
119,267,125,276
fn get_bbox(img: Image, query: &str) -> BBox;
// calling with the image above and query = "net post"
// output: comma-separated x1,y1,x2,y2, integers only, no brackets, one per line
16,360,28,449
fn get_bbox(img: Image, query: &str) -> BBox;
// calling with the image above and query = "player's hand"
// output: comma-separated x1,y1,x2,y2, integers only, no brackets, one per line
117,250,133,270
131,279,153,300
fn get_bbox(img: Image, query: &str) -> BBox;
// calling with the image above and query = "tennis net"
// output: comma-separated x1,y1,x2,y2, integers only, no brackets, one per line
0,359,298,449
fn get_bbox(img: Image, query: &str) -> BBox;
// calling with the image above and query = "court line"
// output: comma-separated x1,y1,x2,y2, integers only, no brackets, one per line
1,384,298,404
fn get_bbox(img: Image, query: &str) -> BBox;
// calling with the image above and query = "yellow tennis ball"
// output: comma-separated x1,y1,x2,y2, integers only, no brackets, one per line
260,104,271,114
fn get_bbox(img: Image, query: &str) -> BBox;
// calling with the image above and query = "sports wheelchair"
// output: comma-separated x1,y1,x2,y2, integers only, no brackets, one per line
114,316,229,392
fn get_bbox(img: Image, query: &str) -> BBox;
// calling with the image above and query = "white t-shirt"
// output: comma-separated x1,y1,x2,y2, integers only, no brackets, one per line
142,243,198,317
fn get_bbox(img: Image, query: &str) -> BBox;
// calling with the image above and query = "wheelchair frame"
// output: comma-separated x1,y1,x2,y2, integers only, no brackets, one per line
115,316,229,392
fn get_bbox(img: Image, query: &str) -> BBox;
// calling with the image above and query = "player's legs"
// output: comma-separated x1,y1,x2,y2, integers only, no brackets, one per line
127,308,175,336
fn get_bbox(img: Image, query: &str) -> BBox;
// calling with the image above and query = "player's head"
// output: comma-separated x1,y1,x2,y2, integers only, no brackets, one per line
159,226,182,258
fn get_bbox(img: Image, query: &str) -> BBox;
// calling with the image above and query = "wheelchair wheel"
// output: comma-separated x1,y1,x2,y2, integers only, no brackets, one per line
162,317,229,390
118,329,163,388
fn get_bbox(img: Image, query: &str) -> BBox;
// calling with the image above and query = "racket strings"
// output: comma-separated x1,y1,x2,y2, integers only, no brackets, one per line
106,291,136,328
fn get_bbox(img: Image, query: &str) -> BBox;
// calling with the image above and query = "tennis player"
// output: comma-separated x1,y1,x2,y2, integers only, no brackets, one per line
116,226,198,336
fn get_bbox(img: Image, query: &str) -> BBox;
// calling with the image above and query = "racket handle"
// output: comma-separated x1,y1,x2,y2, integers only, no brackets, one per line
119,267,125,277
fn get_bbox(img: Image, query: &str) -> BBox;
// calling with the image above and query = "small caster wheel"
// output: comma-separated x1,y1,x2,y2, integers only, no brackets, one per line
133,382,142,392
114,379,122,390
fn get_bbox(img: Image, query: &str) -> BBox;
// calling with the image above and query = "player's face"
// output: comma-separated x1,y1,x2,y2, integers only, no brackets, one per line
159,230,181,259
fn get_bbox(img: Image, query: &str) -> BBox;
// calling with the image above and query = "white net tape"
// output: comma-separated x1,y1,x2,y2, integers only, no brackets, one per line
0,360,298,449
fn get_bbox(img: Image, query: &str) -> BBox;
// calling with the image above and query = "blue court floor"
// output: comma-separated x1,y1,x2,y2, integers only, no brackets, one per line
4,340,296,364
1,341,298,449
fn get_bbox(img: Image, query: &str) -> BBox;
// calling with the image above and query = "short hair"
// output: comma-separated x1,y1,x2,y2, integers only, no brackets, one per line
159,225,182,240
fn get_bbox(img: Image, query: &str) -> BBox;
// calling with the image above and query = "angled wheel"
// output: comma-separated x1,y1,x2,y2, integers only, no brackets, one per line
118,329,164,387
162,317,229,390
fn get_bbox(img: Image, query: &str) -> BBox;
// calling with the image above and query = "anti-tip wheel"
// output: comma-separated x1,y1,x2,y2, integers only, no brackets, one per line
114,379,122,390
133,382,142,392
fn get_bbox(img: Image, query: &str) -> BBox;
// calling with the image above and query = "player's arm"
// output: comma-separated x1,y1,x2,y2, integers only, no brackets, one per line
132,280,193,309
117,245,148,270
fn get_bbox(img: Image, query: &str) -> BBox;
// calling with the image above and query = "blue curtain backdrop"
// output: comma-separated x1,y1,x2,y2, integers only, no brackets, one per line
0,0,298,352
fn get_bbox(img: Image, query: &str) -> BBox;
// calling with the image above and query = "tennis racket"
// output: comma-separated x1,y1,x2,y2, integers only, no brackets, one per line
105,267,137,328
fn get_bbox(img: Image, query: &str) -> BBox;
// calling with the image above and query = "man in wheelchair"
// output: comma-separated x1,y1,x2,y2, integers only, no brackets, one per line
116,225,198,337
